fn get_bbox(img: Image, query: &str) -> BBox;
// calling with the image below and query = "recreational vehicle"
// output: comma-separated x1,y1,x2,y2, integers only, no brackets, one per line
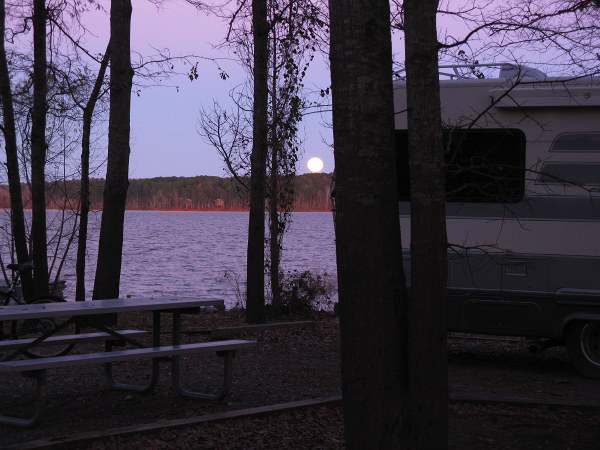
392,64,600,378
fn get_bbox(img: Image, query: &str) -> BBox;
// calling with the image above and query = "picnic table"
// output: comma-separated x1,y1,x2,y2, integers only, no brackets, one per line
0,298,256,427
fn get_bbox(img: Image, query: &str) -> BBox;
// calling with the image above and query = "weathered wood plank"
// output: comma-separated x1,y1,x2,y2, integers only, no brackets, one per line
0,329,149,351
0,298,225,321
6,397,343,449
0,340,256,373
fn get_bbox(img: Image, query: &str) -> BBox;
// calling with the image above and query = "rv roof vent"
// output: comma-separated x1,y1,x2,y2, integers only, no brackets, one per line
499,64,546,80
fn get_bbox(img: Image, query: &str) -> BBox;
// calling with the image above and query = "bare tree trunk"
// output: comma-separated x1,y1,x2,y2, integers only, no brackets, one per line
246,0,269,323
30,0,49,296
93,0,133,300
269,39,282,312
0,0,32,298
329,0,408,447
76,43,110,301
401,0,449,447
269,146,282,310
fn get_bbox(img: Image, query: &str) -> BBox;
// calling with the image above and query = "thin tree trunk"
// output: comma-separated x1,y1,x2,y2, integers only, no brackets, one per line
76,43,110,301
329,0,408,447
269,149,282,310
402,0,449,447
0,0,33,298
246,0,269,323
269,37,282,311
93,0,133,300
30,0,49,296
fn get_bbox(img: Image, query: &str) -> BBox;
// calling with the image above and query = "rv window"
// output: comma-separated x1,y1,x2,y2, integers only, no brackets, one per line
396,128,526,203
550,133,600,152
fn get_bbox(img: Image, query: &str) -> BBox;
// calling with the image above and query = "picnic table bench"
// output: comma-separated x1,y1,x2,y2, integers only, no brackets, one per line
0,329,149,352
0,298,257,427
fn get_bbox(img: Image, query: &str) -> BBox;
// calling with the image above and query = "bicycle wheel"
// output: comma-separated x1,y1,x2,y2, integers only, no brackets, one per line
11,296,80,358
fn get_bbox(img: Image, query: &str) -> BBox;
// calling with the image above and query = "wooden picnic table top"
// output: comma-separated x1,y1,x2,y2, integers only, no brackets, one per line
0,297,224,321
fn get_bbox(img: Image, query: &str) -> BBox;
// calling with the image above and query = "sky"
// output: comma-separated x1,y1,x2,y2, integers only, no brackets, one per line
83,1,333,179
14,1,576,180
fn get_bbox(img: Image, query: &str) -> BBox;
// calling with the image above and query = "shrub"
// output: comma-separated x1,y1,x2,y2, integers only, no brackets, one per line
274,269,336,316
220,270,246,310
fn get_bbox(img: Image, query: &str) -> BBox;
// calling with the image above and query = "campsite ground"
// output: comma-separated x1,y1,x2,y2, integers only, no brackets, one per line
1,310,599,448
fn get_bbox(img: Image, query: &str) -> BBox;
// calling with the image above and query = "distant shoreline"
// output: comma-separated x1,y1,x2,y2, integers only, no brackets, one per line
123,209,332,213
0,173,333,212
12,208,333,213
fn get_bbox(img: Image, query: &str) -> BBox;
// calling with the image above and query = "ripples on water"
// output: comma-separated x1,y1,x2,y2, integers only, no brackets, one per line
77,211,337,309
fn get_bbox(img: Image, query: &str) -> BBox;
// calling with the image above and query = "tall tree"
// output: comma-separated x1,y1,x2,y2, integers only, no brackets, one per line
245,0,269,323
265,0,322,313
195,0,321,317
0,0,33,298
76,42,110,301
401,0,448,447
30,0,49,295
328,0,407,447
93,0,133,300
268,63,282,309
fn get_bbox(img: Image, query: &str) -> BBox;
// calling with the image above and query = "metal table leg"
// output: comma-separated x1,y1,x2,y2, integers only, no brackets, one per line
104,311,161,393
0,370,47,427
171,311,235,401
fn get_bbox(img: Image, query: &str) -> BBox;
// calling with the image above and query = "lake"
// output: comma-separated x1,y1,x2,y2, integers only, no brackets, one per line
74,211,337,309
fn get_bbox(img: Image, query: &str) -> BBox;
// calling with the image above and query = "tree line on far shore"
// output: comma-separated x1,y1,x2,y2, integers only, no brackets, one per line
0,172,333,212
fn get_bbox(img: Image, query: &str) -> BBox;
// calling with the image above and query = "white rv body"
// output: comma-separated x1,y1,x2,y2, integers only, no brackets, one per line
393,73,600,376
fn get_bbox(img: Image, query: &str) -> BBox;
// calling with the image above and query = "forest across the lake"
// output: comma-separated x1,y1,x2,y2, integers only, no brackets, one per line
0,172,333,212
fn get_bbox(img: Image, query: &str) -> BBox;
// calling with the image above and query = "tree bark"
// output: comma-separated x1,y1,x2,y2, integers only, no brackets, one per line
269,147,282,310
269,38,282,312
402,0,449,447
93,0,133,300
328,0,408,447
30,0,49,296
245,0,269,323
76,42,110,301
0,0,33,298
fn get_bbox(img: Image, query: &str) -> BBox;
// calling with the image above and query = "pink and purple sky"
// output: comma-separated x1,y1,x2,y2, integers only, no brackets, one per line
83,1,333,179
69,1,573,180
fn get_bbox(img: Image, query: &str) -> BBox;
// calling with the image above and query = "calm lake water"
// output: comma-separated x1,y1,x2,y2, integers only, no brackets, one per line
74,211,337,309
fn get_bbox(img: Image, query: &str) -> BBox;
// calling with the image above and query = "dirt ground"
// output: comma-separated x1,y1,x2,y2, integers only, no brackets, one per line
1,310,600,448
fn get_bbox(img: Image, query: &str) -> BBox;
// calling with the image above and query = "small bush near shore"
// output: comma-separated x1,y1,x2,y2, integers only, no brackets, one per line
275,270,336,316
221,269,337,317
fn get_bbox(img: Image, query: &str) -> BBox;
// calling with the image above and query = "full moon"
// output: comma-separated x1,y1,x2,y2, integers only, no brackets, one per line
307,157,324,173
